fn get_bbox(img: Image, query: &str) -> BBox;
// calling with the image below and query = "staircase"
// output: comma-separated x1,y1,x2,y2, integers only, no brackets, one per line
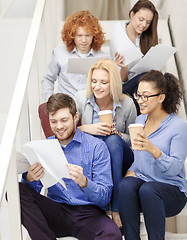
0,0,187,239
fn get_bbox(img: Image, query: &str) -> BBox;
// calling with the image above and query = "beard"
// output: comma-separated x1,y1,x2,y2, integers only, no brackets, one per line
53,124,76,145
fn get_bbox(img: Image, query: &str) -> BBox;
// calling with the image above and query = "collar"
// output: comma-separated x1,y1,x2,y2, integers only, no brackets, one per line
125,20,141,46
71,47,95,57
87,95,122,110
71,128,82,143
87,95,96,107
141,113,173,126
52,128,82,144
113,101,122,110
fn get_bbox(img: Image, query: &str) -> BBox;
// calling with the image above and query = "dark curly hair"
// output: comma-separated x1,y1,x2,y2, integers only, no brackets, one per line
139,70,182,114
62,10,105,52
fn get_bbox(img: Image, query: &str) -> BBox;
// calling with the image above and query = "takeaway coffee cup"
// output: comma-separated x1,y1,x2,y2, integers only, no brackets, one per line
128,123,144,149
98,110,113,125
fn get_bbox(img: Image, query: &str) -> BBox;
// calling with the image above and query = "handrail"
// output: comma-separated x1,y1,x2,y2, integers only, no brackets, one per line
0,0,46,205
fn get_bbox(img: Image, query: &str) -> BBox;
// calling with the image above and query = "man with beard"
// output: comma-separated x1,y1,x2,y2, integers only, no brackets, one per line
19,93,122,240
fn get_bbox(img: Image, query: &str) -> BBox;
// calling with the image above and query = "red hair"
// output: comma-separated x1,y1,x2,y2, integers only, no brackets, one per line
62,10,105,52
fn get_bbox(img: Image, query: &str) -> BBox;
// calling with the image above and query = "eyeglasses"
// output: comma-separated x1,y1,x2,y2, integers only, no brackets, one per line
133,92,161,102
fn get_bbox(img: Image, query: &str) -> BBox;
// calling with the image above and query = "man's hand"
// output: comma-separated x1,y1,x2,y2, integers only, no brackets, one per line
26,163,44,182
67,163,87,188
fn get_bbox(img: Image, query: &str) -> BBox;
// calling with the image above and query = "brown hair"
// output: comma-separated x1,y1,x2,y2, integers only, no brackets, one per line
46,93,77,117
86,59,126,103
130,0,158,55
139,70,182,114
62,10,105,52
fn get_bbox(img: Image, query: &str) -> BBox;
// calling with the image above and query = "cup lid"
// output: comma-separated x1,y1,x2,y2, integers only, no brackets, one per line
128,123,144,128
98,110,112,115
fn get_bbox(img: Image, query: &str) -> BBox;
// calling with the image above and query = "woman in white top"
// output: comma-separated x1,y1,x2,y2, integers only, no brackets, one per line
111,0,158,114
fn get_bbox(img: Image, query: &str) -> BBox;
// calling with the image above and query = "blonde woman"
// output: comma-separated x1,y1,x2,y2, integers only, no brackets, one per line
75,59,137,227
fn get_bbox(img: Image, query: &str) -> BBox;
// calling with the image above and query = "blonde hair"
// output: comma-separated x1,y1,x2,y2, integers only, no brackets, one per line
86,59,126,103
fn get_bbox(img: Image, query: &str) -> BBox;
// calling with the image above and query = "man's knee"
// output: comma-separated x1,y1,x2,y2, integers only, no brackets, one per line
101,220,122,240
19,182,37,202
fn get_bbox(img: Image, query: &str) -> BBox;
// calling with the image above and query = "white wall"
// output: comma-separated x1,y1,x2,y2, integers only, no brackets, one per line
158,0,187,112
3,0,37,18
0,0,12,16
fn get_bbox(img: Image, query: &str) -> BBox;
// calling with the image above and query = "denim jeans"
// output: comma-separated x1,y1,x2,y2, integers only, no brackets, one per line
95,134,134,211
118,177,187,240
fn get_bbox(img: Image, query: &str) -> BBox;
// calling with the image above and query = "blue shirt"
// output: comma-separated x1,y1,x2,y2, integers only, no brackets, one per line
22,129,113,210
129,113,187,196
41,46,108,101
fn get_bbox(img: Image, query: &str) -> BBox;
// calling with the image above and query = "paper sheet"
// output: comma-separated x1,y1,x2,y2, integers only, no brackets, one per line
110,22,143,65
130,44,177,74
67,55,111,74
22,139,70,189
16,151,31,174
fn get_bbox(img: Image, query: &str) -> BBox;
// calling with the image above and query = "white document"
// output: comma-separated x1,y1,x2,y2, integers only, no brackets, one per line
110,22,143,65
67,55,111,74
22,139,70,189
130,44,177,74
110,22,177,74
16,151,31,174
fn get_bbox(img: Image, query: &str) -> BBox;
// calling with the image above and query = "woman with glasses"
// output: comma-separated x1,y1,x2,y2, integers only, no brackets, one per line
75,59,136,228
118,70,187,240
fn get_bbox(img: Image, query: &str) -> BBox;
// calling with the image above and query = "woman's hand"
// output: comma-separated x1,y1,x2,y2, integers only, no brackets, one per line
79,123,112,136
115,52,128,82
111,126,123,138
26,163,44,182
67,163,87,188
133,132,161,159
115,52,126,68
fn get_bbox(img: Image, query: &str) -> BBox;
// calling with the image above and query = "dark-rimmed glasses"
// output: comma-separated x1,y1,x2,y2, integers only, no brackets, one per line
133,92,161,102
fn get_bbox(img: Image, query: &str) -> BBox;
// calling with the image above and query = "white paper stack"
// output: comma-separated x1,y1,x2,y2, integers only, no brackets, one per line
110,22,177,75
22,139,70,189
67,54,111,74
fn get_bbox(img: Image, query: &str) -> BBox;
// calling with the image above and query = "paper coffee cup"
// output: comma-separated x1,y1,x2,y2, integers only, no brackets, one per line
98,110,113,125
128,123,144,149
